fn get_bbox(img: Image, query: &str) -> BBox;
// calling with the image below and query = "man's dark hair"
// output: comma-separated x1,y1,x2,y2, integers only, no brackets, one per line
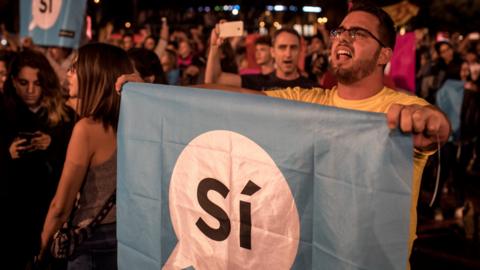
255,35,272,47
349,2,396,50
127,48,167,84
311,34,325,44
434,40,453,54
122,32,134,39
272,28,301,45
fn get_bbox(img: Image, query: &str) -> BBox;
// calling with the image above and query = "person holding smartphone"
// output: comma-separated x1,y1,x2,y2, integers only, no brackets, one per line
1,49,75,268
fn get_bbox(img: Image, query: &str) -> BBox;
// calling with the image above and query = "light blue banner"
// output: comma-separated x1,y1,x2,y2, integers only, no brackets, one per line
117,84,413,270
20,0,87,48
436,79,464,141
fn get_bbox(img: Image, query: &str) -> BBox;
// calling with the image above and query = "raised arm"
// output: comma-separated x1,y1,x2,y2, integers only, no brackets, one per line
154,18,169,59
204,23,241,86
114,73,262,96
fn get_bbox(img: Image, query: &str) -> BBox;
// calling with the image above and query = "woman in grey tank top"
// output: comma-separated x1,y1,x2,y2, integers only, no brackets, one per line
38,43,134,270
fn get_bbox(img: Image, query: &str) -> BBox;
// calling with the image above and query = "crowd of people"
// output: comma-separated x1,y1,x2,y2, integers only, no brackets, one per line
414,27,480,228
0,1,478,269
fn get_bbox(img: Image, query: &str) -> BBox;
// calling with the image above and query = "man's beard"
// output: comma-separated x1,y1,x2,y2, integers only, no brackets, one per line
330,48,381,84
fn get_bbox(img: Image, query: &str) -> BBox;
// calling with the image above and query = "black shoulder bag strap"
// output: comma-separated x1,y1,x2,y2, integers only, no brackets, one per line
76,189,116,243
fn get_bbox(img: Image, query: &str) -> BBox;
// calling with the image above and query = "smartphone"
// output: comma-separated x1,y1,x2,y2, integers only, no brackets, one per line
219,21,244,38
17,131,38,145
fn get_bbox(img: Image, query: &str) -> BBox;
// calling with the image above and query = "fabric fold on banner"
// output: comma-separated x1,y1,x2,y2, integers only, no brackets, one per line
118,83,413,270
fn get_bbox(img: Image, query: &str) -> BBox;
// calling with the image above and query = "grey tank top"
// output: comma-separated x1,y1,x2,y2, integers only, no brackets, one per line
72,150,116,227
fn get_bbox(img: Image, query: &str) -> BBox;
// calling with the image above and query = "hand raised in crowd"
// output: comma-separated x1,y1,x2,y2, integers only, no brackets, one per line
31,131,52,150
160,17,169,41
387,104,451,151
9,138,33,159
210,20,227,47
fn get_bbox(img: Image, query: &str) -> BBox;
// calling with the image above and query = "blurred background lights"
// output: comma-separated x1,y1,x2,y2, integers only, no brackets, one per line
293,24,302,35
317,17,328,24
274,5,286,12
303,6,322,13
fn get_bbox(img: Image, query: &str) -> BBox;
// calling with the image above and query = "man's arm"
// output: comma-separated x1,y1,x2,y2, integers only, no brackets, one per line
386,104,451,151
204,23,241,87
154,19,169,59
115,74,263,96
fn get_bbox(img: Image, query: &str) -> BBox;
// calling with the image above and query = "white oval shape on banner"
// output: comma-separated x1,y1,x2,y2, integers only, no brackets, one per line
29,0,63,31
165,130,300,270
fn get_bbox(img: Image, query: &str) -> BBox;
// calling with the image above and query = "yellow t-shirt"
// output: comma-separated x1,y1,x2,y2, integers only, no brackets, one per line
266,86,432,257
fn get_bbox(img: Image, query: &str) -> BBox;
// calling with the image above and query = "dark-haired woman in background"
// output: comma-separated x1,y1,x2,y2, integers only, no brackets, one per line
1,49,75,269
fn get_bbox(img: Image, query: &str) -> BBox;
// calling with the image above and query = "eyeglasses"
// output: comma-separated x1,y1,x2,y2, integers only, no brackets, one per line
330,27,386,48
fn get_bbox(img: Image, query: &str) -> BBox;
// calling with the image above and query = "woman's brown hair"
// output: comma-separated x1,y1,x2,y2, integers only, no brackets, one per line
76,43,134,131
5,49,70,126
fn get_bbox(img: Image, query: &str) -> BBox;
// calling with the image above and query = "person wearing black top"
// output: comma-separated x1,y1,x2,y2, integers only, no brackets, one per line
241,71,318,90
1,49,75,269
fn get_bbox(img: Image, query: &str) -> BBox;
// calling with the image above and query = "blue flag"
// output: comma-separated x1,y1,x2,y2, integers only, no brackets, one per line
20,0,87,48
436,79,464,141
117,84,413,270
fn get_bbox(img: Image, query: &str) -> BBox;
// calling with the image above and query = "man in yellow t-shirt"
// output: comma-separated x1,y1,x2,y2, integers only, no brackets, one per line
263,3,451,264
115,3,451,266
266,86,433,258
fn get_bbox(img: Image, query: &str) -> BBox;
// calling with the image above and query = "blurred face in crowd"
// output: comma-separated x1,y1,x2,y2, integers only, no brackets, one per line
420,53,429,67
330,11,385,84
255,44,272,66
310,37,325,54
48,47,68,63
66,57,78,98
0,60,6,92
122,35,134,51
460,62,470,81
439,43,454,64
465,52,477,65
144,37,156,51
13,66,42,109
271,32,300,78
178,41,192,58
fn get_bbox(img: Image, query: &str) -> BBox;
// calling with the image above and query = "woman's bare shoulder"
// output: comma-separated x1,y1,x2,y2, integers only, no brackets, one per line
71,118,107,142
